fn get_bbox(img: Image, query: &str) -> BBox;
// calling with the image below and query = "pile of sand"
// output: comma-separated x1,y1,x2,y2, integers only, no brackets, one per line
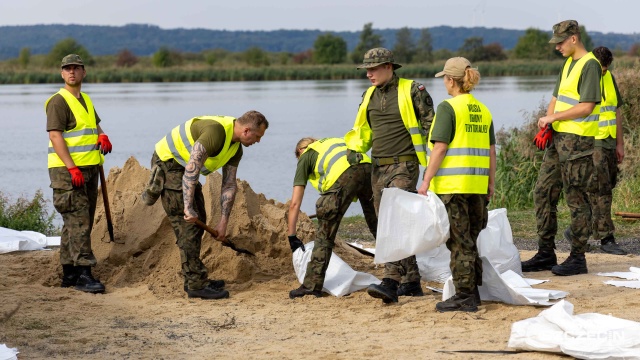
41,157,320,298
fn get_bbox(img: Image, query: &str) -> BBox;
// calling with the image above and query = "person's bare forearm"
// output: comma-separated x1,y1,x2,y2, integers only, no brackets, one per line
183,142,207,219
219,164,238,225
49,131,76,168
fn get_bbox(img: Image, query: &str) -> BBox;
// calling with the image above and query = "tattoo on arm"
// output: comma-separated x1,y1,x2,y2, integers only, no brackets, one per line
220,164,238,219
183,142,208,211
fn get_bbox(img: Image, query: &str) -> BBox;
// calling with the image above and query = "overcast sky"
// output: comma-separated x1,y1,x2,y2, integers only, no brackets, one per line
1,0,638,34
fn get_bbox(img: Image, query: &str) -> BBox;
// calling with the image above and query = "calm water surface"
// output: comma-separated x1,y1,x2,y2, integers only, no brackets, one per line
0,77,554,222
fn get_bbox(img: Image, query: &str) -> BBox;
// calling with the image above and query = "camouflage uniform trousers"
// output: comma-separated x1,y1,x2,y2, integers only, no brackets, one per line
440,193,488,293
150,152,209,291
371,159,421,283
50,165,99,267
589,145,618,241
303,163,377,292
534,131,594,254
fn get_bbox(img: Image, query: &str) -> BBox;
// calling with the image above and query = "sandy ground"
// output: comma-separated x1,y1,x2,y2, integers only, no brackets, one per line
1,158,639,359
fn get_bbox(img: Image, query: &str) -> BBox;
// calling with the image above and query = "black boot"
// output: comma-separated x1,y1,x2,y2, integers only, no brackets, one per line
472,286,481,307
367,278,399,303
551,253,588,276
187,286,229,300
436,292,478,312
521,249,557,272
397,281,424,297
61,264,79,288
600,236,628,255
75,266,106,294
289,285,323,299
183,279,226,293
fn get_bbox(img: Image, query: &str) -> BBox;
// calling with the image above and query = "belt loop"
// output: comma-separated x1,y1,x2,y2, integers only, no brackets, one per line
393,156,399,164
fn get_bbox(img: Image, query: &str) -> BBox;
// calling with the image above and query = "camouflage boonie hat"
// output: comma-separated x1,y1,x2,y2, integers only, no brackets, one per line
549,20,580,44
356,47,402,70
61,54,84,68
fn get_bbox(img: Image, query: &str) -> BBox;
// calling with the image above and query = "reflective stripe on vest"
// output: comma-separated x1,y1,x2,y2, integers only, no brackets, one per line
597,71,617,140
345,78,428,166
305,138,371,193
428,94,492,194
552,52,600,136
46,89,102,168
154,116,240,175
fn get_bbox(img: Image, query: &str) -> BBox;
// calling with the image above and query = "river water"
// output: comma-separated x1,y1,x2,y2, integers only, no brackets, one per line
0,76,555,221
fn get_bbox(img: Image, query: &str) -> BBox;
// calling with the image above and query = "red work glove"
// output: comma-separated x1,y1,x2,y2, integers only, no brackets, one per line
97,134,112,154
68,166,85,187
533,125,552,150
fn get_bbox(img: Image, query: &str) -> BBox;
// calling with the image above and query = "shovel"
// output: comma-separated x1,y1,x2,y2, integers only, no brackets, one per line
98,165,115,243
193,219,255,256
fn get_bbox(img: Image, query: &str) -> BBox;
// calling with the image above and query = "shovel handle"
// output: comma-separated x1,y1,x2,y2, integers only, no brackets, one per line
194,218,219,237
99,165,115,242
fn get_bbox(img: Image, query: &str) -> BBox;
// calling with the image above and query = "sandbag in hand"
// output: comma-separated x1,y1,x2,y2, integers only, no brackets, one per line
533,126,552,150
288,235,305,252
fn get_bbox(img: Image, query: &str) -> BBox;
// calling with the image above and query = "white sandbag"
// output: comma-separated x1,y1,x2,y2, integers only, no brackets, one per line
0,227,49,254
0,344,18,360
375,188,449,264
508,300,640,359
416,244,451,283
416,209,520,283
442,256,567,306
292,241,381,297
477,208,522,276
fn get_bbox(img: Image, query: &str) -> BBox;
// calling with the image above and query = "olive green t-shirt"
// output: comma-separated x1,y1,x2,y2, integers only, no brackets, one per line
292,149,318,187
46,93,102,132
429,101,496,145
362,74,435,158
552,58,602,103
596,72,624,149
190,118,242,167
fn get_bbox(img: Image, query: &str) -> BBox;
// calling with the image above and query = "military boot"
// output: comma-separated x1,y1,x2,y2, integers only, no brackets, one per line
183,279,225,293
74,266,106,294
472,286,481,307
436,292,478,312
367,278,399,303
289,285,323,299
551,253,588,276
61,264,79,288
187,286,229,300
521,249,557,272
600,236,628,255
397,281,424,297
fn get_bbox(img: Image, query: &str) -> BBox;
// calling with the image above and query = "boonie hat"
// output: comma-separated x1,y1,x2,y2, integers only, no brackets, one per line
549,20,580,44
61,54,84,68
356,47,402,70
435,57,471,78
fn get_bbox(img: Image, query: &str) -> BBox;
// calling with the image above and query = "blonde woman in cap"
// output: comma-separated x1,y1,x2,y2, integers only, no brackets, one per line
418,57,496,312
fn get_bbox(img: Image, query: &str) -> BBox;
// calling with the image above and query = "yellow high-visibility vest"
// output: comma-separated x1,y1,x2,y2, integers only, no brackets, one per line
304,137,371,193
428,94,492,194
46,88,102,168
597,71,617,140
345,78,428,166
155,116,239,175
552,52,600,136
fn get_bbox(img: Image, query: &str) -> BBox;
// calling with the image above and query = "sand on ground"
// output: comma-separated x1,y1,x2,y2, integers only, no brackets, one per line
1,157,638,359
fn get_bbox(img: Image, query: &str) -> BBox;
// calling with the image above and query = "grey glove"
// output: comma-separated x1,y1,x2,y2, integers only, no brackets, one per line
346,150,363,165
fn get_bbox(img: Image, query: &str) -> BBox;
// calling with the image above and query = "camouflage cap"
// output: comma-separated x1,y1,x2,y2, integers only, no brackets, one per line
549,20,580,44
61,54,84,68
356,47,402,70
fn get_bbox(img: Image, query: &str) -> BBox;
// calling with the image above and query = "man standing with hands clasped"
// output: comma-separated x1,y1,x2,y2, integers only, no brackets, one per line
46,54,112,294
521,20,602,276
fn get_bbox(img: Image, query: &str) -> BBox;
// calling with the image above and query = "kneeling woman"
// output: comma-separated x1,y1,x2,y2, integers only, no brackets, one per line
418,57,496,312
287,137,378,298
